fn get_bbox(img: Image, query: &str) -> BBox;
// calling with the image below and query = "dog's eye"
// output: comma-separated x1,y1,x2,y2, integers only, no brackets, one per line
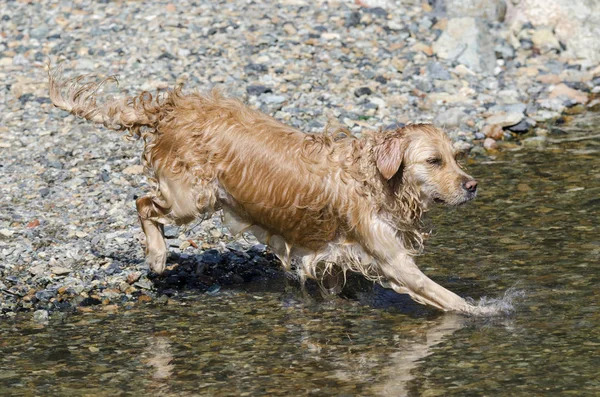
427,157,442,166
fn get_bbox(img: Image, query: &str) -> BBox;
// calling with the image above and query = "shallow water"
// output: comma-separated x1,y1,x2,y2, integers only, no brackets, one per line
1,117,599,396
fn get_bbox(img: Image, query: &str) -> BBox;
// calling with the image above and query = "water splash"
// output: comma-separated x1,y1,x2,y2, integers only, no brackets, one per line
466,286,527,316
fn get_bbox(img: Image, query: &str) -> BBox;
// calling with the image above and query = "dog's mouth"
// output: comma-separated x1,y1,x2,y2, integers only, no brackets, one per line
432,192,476,206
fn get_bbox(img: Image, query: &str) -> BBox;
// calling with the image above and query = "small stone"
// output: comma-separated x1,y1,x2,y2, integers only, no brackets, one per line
122,165,144,175
522,136,547,148
0,229,14,238
354,87,372,97
482,124,504,140
426,62,451,80
134,278,153,290
29,264,47,276
261,94,286,104
33,310,49,323
483,137,498,150
531,29,561,53
127,272,142,284
166,3,176,12
411,42,433,56
345,11,361,28
246,85,272,96
369,97,386,109
51,266,71,276
26,219,40,228
434,108,467,128
283,23,297,35
35,288,58,302
485,111,523,127
283,73,302,81
138,295,152,303
549,83,588,104
537,98,566,112
537,74,561,84
453,140,472,152
507,118,536,133
388,21,403,31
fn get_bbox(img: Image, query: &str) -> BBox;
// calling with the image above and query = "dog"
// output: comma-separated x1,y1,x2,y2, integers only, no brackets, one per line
48,68,491,315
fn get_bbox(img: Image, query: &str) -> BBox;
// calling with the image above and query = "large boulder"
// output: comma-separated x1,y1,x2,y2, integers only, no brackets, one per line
430,0,507,21
432,17,497,73
506,0,600,65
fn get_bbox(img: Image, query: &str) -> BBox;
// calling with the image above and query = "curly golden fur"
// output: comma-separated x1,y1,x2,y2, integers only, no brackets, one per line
48,68,490,315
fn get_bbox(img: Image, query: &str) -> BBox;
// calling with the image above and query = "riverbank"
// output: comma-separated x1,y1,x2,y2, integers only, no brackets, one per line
1,0,598,319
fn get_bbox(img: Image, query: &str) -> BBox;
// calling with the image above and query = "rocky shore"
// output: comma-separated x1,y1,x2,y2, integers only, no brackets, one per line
1,0,598,319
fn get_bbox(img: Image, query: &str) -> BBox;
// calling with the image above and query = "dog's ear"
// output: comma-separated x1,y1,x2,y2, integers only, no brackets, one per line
376,137,406,180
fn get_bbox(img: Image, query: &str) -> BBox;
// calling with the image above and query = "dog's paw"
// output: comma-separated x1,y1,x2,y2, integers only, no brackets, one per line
146,250,168,274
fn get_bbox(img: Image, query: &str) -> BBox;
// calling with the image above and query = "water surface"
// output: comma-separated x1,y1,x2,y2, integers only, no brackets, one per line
1,117,599,396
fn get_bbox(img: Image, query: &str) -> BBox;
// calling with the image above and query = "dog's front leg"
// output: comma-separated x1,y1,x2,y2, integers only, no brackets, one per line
364,219,480,315
380,252,475,314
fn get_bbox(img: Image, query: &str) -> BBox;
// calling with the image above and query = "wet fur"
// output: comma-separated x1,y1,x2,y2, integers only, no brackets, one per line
48,68,491,315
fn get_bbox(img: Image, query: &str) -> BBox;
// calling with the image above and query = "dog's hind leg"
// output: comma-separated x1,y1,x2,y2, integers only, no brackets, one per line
136,196,170,274
138,171,218,274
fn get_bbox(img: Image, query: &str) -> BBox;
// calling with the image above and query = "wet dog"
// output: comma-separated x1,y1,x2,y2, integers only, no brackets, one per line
49,68,489,315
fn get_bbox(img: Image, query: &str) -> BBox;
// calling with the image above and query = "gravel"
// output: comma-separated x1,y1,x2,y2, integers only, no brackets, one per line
0,0,598,318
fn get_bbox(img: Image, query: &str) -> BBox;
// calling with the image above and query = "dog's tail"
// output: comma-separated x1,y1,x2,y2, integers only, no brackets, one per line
48,66,168,138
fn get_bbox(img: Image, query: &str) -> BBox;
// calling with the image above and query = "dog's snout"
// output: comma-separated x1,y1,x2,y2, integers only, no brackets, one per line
463,179,478,193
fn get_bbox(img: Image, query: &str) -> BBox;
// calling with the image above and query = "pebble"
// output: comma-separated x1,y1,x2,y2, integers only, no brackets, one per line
522,136,547,148
261,94,286,104
507,118,536,133
531,29,561,53
483,137,498,150
549,84,589,104
486,112,524,127
50,266,71,276
33,310,49,323
482,124,504,140
354,87,373,97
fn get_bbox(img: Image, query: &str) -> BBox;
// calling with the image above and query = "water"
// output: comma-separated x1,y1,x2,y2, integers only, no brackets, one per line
1,116,599,396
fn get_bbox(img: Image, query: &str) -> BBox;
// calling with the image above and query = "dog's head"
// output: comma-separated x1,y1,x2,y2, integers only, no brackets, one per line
375,124,477,206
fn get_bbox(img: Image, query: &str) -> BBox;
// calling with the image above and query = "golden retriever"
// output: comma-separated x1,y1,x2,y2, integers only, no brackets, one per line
48,68,492,315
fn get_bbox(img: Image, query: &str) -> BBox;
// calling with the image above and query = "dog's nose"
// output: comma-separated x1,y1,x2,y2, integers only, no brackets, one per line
463,179,478,193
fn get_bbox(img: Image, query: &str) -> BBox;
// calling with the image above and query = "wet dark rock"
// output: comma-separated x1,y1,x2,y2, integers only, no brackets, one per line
35,288,58,302
245,63,268,73
354,87,372,97
19,93,34,104
246,85,273,96
507,118,536,133
105,262,123,275
79,297,102,307
374,75,387,84
345,11,362,28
